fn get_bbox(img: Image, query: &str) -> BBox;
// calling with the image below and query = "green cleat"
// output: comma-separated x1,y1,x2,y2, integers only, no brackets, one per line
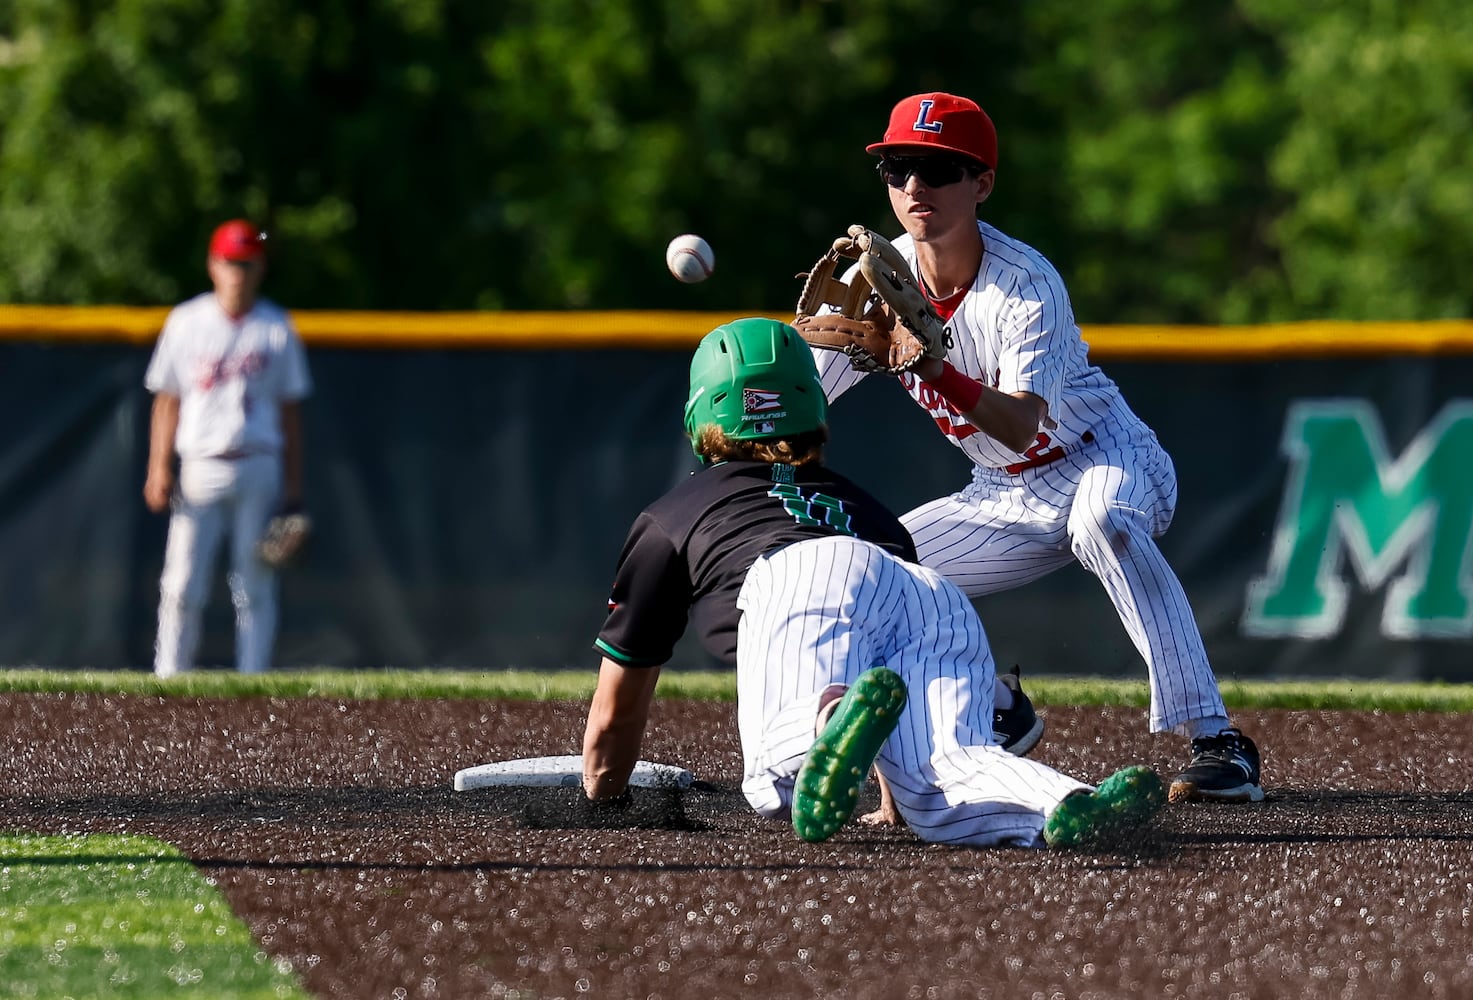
1043,765,1167,849
792,667,908,843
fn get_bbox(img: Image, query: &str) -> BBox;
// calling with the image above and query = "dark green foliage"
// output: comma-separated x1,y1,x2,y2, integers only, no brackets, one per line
0,0,1468,320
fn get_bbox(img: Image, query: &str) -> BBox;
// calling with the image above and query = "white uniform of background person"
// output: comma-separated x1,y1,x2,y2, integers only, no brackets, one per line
143,220,311,677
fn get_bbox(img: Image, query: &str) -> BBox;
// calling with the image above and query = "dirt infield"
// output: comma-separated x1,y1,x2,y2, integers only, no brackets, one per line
5,691,1473,999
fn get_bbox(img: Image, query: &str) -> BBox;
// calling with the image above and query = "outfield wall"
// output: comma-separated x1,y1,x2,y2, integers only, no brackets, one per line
3,308,1472,680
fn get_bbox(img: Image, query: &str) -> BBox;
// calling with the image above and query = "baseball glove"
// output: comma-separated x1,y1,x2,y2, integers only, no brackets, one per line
793,224,951,375
257,507,311,568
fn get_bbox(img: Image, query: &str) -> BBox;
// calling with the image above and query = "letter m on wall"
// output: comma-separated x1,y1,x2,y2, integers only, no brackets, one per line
1245,400,1473,639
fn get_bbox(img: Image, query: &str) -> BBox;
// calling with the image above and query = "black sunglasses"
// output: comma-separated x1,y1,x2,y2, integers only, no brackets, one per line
877,155,982,189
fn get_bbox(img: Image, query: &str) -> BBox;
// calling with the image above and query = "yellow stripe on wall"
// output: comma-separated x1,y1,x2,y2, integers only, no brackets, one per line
1,306,1471,359
1091,321,1473,360
0,307,748,349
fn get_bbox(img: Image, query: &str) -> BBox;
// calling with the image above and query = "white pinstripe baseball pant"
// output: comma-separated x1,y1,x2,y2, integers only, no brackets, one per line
736,535,1087,848
901,423,1227,733
155,454,281,676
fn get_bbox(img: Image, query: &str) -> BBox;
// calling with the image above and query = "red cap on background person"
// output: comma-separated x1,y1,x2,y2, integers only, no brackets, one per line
866,93,998,171
208,219,267,261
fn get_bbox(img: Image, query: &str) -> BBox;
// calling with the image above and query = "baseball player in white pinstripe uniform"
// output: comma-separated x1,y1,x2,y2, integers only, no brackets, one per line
811,93,1263,804
580,318,1165,848
143,220,311,678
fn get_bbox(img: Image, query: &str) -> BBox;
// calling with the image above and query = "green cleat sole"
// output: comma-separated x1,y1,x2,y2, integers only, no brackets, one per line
1043,765,1166,849
792,667,908,843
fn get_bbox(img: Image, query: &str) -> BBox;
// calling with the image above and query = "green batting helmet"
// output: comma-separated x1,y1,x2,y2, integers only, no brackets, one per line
683,318,827,444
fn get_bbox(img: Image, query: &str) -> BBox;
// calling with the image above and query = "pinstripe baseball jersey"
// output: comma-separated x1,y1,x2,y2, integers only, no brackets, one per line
595,460,916,669
810,218,1228,736
814,220,1150,470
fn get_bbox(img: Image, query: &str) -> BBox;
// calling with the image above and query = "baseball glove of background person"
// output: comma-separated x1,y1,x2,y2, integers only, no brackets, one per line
257,507,311,568
794,224,951,375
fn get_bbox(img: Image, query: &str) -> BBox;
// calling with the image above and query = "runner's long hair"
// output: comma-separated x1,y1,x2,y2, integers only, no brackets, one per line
693,426,827,467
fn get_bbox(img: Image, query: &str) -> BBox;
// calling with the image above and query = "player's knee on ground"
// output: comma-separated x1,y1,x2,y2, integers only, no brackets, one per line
742,773,794,820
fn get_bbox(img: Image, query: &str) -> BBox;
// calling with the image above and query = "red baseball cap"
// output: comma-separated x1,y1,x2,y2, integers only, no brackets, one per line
208,219,267,261
866,93,998,170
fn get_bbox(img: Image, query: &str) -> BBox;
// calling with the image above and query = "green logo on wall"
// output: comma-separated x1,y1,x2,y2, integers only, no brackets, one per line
1245,400,1473,639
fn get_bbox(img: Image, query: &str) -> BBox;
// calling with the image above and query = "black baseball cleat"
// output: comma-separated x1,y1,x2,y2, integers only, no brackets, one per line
1168,727,1265,803
994,665,1045,757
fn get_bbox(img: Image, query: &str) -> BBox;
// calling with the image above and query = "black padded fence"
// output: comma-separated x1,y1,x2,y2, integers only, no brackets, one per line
3,336,1471,680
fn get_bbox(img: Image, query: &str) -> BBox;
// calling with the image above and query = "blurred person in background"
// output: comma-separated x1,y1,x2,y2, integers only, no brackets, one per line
142,219,312,676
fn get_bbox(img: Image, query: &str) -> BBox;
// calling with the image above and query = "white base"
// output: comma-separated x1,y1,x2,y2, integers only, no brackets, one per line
453,754,694,791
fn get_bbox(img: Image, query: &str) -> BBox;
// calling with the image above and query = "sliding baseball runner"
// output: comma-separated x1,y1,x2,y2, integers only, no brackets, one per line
580,317,1165,848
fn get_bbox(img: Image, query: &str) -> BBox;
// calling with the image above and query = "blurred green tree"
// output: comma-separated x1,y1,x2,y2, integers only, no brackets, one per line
0,0,1468,320
0,0,1012,310
1007,0,1288,324
1239,0,1473,320
0,0,510,308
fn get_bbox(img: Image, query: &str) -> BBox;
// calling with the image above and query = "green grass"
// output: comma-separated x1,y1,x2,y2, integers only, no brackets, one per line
0,833,310,1000
1,667,1471,712
0,667,727,702
1030,675,1473,713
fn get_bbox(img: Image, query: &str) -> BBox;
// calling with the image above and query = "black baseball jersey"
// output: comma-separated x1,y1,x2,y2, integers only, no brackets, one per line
595,460,917,669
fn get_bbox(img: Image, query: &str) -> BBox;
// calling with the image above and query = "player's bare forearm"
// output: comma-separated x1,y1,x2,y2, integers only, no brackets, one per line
279,400,304,505
143,394,180,513
966,387,1048,453
859,767,903,827
581,657,661,799
918,360,1046,452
